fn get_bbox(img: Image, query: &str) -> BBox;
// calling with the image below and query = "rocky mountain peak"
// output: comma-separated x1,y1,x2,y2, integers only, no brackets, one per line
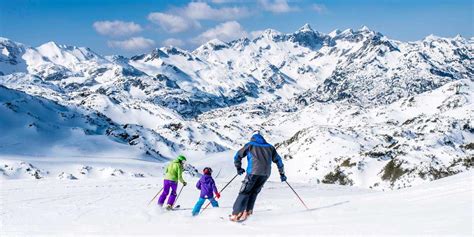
359,25,371,32
297,23,314,33
258,29,284,41
328,29,341,37
197,39,230,51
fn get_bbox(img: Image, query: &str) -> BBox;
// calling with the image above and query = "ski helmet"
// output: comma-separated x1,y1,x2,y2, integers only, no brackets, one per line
203,167,213,175
252,130,261,136
177,155,187,162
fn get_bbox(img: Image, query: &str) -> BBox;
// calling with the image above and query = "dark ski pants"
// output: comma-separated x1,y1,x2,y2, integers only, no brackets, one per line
158,179,178,206
232,174,268,215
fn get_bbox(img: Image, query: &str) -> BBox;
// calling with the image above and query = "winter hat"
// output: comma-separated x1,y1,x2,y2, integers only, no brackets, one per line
177,155,187,162
252,130,261,136
203,167,213,175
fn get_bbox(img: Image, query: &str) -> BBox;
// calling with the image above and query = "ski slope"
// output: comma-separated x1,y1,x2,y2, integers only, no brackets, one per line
1,169,472,236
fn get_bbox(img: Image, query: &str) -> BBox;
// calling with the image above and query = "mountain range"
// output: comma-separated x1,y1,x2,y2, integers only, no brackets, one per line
1,24,472,189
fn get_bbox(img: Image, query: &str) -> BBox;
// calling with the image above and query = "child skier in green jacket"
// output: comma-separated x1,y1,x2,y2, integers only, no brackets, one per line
158,155,187,210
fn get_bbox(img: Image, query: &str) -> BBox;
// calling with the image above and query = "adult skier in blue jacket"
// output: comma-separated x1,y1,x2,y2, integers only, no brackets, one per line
230,131,286,222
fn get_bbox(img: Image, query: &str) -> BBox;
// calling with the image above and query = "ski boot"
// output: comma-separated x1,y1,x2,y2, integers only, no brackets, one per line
229,211,247,222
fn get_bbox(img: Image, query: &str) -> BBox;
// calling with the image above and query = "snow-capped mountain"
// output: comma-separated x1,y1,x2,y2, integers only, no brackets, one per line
276,79,473,190
194,79,473,190
2,26,471,113
0,84,177,160
0,37,28,75
0,24,472,189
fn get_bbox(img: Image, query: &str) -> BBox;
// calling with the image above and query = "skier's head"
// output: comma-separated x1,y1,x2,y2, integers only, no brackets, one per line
251,130,261,136
203,167,213,175
177,155,187,164
250,130,267,144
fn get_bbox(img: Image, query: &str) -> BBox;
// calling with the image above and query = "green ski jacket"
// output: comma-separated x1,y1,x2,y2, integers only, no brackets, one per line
164,158,185,184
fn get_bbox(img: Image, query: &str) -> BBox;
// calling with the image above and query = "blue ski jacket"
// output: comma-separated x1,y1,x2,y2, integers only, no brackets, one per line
234,134,285,177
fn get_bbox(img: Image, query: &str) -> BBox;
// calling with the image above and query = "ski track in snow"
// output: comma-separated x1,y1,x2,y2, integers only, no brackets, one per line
0,171,472,236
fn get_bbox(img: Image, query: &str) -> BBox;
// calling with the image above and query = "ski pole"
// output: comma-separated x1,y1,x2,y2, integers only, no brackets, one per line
285,181,309,210
201,174,239,213
148,187,164,206
172,185,185,208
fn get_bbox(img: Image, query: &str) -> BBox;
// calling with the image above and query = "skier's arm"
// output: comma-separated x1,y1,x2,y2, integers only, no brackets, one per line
272,148,285,175
177,164,185,184
196,180,201,190
234,144,249,170
211,179,218,194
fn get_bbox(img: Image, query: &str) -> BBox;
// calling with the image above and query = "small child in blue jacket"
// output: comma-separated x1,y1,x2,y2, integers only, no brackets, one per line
192,167,220,216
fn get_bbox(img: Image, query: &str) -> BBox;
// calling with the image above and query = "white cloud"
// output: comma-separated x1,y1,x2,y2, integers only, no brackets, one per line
312,4,327,14
93,21,142,37
148,12,200,33
162,38,185,47
147,2,250,34
182,2,250,21
258,0,298,13
107,37,155,51
192,21,248,45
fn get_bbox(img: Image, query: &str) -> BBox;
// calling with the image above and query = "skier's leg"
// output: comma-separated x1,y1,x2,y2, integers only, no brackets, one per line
232,193,248,215
246,175,269,213
232,175,256,215
192,198,206,216
209,198,219,207
157,180,171,205
166,181,178,206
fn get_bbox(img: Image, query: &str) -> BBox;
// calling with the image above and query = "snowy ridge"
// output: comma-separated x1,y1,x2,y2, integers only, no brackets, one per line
275,80,474,189
0,85,176,161
195,79,474,190
2,25,472,115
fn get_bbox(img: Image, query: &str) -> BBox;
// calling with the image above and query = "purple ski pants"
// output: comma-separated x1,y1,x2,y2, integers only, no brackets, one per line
158,179,178,206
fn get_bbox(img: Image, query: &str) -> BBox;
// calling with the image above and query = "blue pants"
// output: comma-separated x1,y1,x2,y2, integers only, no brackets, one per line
192,197,218,216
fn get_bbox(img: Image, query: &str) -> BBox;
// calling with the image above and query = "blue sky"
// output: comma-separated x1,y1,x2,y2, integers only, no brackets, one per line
1,0,472,56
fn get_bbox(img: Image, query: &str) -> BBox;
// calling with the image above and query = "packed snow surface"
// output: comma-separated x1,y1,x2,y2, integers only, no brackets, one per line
1,165,472,236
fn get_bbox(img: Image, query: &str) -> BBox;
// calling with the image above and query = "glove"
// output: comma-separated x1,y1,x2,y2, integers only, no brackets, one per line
182,181,187,186
237,167,245,175
215,192,221,199
280,174,287,182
